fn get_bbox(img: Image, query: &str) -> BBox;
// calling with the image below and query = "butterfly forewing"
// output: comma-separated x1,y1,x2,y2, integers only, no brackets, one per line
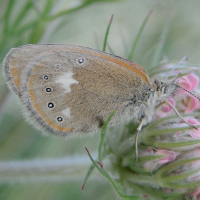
4,44,150,136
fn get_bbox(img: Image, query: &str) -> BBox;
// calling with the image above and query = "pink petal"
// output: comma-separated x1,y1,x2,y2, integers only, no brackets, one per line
186,73,199,90
155,149,176,163
173,131,182,138
179,73,199,92
158,159,170,164
178,76,192,91
189,132,200,139
187,118,200,125
178,94,199,113
161,98,175,112
187,118,200,138
185,96,199,113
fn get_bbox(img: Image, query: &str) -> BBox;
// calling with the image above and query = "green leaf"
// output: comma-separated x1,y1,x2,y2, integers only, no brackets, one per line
98,109,116,163
128,10,152,61
3,0,15,36
82,163,95,191
103,15,114,52
11,1,33,32
150,12,173,68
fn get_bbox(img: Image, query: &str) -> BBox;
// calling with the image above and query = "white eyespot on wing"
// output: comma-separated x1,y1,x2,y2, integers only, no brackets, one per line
62,108,71,118
55,72,79,93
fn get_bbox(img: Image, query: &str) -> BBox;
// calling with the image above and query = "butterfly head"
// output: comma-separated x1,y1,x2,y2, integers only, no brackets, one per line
152,77,179,100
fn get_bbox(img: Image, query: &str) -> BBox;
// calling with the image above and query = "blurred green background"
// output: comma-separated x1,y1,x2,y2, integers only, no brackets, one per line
0,0,200,199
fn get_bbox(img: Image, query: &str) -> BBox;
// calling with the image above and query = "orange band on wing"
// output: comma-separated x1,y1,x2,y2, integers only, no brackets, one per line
28,75,34,88
45,118,63,131
126,61,147,74
69,48,150,83
33,104,45,118
13,78,20,88
28,78,72,133
91,52,150,83
30,92,72,132
10,68,20,78
10,68,21,88
32,63,43,73
63,127,73,132
32,101,72,132
45,118,72,132
29,90,36,103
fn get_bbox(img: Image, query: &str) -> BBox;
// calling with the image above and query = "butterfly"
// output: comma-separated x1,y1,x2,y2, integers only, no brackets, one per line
3,44,197,160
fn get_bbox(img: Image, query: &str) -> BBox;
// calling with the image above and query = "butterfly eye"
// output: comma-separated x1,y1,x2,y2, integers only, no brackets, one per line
48,102,54,108
57,117,63,122
43,75,49,80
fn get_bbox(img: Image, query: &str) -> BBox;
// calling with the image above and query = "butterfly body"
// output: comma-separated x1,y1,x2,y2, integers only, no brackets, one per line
3,44,178,136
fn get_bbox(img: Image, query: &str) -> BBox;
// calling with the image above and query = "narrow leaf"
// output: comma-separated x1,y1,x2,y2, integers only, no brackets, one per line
128,10,153,61
82,163,95,191
150,12,174,68
103,14,114,52
98,109,116,163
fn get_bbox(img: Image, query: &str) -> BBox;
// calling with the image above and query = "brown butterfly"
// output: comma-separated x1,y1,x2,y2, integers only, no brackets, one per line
3,44,197,160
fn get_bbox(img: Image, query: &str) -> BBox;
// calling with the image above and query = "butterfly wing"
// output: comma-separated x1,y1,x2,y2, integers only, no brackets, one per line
3,44,150,136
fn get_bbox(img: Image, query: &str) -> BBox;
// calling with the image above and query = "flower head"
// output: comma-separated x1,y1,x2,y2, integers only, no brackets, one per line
87,62,200,200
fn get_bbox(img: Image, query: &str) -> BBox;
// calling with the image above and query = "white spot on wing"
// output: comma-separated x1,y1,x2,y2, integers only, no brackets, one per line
62,108,71,118
56,72,79,93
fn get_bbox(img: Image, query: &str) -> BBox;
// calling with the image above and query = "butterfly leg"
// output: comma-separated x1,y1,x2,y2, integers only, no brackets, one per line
155,101,166,110
135,117,144,161
156,100,197,130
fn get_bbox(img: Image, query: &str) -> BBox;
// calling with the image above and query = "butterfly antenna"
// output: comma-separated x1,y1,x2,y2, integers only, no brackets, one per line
167,56,188,80
175,84,200,101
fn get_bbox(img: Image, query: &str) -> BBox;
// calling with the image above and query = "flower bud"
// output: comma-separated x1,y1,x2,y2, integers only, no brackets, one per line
156,148,200,189
123,147,176,173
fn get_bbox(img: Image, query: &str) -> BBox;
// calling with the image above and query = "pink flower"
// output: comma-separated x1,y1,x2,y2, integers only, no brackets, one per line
171,73,200,113
187,118,200,125
154,149,176,164
142,149,177,171
172,118,200,140
179,95,199,113
161,98,175,112
178,73,199,92
187,118,200,138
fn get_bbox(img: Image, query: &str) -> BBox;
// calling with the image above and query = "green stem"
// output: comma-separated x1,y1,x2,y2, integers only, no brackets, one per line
103,15,114,52
0,156,102,183
98,110,116,163
86,147,140,200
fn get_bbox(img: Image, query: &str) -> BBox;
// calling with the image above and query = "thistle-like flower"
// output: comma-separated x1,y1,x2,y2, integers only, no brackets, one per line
85,63,200,200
